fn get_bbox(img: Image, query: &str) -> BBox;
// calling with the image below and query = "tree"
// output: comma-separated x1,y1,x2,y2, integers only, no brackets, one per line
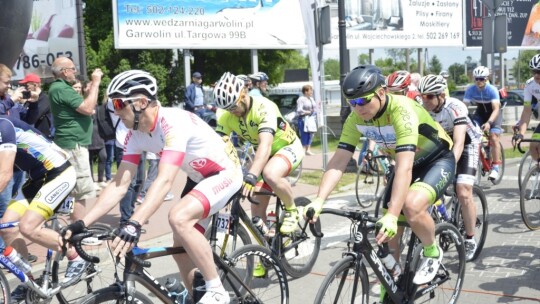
512,50,539,86
448,63,466,84
323,59,340,80
426,55,442,75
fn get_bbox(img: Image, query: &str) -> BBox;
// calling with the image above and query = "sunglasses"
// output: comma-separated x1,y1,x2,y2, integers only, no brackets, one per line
111,97,140,110
475,77,486,82
532,70,540,75
348,93,375,107
422,94,439,100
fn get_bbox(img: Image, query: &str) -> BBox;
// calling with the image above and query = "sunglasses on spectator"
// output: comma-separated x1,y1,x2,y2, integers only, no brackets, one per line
475,77,486,82
532,70,540,75
112,97,141,110
422,94,439,100
348,93,375,107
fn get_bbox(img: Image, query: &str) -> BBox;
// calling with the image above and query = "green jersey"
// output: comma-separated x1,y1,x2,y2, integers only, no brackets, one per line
339,94,453,166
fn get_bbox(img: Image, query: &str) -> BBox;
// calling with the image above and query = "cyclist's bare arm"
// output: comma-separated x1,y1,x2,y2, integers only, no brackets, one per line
517,104,533,135
452,124,467,163
130,161,180,225
316,148,353,200
83,161,138,226
249,132,274,177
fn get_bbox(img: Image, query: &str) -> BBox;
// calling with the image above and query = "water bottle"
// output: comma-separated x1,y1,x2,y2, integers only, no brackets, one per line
377,244,401,281
4,246,31,274
434,199,449,221
266,211,277,238
192,270,206,303
252,216,269,236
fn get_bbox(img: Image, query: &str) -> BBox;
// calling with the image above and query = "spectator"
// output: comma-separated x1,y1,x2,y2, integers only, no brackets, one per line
16,73,54,138
48,57,103,227
296,84,317,155
184,71,205,118
72,80,107,189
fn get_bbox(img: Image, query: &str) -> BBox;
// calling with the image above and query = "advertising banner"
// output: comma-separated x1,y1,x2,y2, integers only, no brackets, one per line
12,0,80,80
327,0,463,48
113,0,306,49
465,0,540,49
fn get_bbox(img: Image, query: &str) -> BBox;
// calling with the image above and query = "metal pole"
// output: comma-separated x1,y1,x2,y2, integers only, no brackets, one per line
491,10,495,84
75,0,88,80
338,0,350,124
251,50,258,73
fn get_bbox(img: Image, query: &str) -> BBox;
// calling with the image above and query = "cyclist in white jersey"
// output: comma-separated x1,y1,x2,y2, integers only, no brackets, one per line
514,54,540,162
61,70,242,304
463,66,502,181
419,75,483,261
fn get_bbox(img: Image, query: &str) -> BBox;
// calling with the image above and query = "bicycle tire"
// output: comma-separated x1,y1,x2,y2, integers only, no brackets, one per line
287,161,303,186
77,285,153,304
0,270,10,304
313,255,370,303
206,220,252,258
412,223,465,304
454,185,489,261
54,223,116,304
518,150,533,191
277,196,322,278
520,165,540,230
224,244,289,304
355,160,380,208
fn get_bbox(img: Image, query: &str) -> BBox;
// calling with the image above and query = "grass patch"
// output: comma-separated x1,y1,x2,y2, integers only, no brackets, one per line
299,169,357,192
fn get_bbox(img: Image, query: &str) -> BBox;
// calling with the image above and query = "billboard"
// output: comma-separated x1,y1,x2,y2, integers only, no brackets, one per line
465,0,540,48
12,0,80,80
113,0,306,49
327,0,463,48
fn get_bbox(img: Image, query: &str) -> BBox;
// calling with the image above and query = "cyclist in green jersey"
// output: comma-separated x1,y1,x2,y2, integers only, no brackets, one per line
304,65,455,285
214,72,304,235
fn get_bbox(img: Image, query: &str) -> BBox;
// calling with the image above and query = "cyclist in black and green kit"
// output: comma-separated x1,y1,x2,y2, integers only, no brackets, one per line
304,65,455,286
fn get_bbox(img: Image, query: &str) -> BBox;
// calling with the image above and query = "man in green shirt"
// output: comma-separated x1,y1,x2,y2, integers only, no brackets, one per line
49,57,103,283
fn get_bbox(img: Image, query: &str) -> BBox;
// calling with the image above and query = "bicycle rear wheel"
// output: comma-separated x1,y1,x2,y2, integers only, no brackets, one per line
412,223,465,304
355,160,381,208
77,285,152,304
454,185,489,261
54,223,116,304
314,255,369,303
223,244,289,304
518,150,533,191
278,196,322,278
287,161,303,186
520,165,540,230
206,218,252,259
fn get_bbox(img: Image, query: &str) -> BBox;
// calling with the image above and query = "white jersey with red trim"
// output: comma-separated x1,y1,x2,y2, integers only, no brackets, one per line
122,107,240,183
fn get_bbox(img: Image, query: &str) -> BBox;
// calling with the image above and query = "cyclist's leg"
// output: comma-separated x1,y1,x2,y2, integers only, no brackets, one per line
0,203,26,256
455,142,479,260
250,182,271,221
170,169,242,297
489,112,503,168
406,151,455,284
531,128,540,161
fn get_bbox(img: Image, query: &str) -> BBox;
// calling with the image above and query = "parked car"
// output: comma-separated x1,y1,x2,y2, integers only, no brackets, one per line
268,93,301,129
502,89,524,106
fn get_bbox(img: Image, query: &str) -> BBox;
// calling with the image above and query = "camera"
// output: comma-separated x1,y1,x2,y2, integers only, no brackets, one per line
22,91,31,99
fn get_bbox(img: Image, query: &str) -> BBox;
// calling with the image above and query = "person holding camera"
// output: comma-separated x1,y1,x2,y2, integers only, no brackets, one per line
14,73,54,138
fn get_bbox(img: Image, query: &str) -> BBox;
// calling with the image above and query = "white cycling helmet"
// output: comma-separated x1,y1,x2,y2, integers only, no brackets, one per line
472,66,490,78
107,70,158,99
529,54,540,70
214,72,245,110
419,74,447,95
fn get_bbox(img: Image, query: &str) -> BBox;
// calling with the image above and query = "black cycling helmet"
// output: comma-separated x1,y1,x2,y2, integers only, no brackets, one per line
342,65,385,99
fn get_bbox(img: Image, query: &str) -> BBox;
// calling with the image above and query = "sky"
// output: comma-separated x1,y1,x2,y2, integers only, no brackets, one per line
323,47,522,71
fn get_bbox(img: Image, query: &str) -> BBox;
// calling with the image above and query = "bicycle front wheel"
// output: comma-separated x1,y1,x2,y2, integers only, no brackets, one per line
454,185,489,261
54,223,116,304
518,150,533,191
520,165,540,230
412,223,465,304
77,285,152,304
224,244,289,304
355,160,381,208
0,270,10,304
278,196,322,278
314,255,369,303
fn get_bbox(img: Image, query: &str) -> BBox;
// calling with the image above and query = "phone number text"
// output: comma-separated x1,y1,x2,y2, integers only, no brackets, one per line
16,52,73,69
